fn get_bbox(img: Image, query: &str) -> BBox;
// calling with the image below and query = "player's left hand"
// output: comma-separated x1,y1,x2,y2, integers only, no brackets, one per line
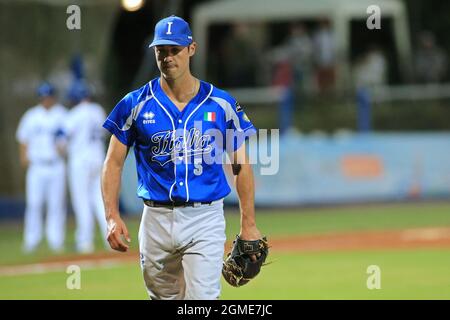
222,234,269,287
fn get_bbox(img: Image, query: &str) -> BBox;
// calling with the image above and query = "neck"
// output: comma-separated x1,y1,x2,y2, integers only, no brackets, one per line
160,72,197,103
41,101,55,109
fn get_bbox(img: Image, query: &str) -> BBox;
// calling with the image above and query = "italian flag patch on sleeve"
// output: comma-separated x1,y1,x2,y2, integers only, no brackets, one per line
204,111,216,122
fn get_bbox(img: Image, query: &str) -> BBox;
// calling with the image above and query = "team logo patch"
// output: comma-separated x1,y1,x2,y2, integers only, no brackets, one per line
235,101,243,112
143,112,154,119
143,111,156,124
204,111,216,122
151,128,213,166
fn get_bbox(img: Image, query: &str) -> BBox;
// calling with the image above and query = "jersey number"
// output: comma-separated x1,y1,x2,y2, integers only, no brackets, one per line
166,22,173,35
194,158,203,176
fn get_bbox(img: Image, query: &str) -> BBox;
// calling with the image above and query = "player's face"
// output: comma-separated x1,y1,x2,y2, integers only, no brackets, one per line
40,96,56,109
154,43,196,80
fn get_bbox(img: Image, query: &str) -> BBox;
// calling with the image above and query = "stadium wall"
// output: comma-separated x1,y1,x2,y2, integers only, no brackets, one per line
119,132,450,213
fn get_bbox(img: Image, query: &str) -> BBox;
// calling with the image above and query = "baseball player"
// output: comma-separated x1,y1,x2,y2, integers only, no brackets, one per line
65,82,109,253
16,82,67,253
101,15,262,300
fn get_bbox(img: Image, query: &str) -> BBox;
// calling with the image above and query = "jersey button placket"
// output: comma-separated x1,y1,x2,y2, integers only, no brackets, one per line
178,118,184,164
172,123,184,199
176,117,186,198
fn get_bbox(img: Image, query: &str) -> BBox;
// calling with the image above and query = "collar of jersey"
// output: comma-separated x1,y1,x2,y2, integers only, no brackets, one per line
153,77,205,118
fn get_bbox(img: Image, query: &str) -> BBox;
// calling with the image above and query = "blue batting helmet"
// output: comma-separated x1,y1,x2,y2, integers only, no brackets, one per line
36,82,56,98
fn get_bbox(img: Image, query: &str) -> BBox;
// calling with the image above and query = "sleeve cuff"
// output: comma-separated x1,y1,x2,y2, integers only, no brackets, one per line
102,122,132,147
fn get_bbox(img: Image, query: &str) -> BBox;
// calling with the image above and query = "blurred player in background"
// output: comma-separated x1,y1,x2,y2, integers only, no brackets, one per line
65,81,108,253
16,82,67,253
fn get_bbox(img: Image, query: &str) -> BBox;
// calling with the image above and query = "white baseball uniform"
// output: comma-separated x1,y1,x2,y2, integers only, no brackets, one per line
65,100,108,253
16,104,68,252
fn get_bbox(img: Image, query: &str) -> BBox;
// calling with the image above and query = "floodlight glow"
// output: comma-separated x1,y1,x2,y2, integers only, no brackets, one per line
121,0,145,12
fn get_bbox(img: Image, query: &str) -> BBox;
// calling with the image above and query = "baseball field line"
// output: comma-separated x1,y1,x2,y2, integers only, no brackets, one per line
0,258,132,277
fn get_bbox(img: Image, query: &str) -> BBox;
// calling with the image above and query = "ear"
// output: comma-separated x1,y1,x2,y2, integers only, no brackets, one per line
188,42,197,57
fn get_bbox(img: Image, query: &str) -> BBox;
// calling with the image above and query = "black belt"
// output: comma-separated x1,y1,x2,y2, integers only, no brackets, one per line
144,200,213,208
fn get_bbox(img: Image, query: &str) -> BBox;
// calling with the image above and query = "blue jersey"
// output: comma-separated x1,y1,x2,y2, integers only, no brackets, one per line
103,78,256,202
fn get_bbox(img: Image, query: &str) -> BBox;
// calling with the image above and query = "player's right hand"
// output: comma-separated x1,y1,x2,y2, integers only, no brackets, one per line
106,215,131,252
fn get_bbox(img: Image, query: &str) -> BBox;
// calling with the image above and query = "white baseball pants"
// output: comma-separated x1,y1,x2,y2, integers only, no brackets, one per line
69,158,108,253
23,162,66,252
138,199,226,300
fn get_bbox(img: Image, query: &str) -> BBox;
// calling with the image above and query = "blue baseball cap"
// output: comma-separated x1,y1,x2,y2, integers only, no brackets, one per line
149,15,193,47
67,80,91,103
37,82,55,98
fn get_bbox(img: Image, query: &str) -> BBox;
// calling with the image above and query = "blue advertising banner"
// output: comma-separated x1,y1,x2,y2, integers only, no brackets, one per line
121,133,450,213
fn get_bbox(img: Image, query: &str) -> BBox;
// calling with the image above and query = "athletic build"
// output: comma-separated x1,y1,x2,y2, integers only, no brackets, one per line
102,16,262,299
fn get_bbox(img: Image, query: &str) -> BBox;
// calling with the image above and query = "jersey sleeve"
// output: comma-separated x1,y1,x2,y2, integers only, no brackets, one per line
16,111,32,144
103,94,137,147
225,96,257,153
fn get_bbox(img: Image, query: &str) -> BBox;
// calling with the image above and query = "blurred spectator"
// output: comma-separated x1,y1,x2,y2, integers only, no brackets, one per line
65,81,109,253
221,23,258,87
312,19,336,93
268,22,313,134
271,23,313,91
353,44,388,88
414,31,448,83
16,82,68,253
290,23,314,87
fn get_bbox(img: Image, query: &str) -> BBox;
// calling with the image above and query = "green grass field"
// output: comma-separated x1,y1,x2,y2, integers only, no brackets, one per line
1,202,450,299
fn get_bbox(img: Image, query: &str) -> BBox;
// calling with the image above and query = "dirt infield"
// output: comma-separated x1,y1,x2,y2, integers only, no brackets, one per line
2,227,450,276
37,227,450,261
268,227,450,252
39,227,450,262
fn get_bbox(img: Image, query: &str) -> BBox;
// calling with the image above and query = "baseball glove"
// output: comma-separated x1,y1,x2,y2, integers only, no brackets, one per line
222,235,269,287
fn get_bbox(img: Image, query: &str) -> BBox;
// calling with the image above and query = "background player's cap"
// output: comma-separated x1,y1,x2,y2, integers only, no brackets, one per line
67,80,91,103
149,15,193,48
36,82,55,98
